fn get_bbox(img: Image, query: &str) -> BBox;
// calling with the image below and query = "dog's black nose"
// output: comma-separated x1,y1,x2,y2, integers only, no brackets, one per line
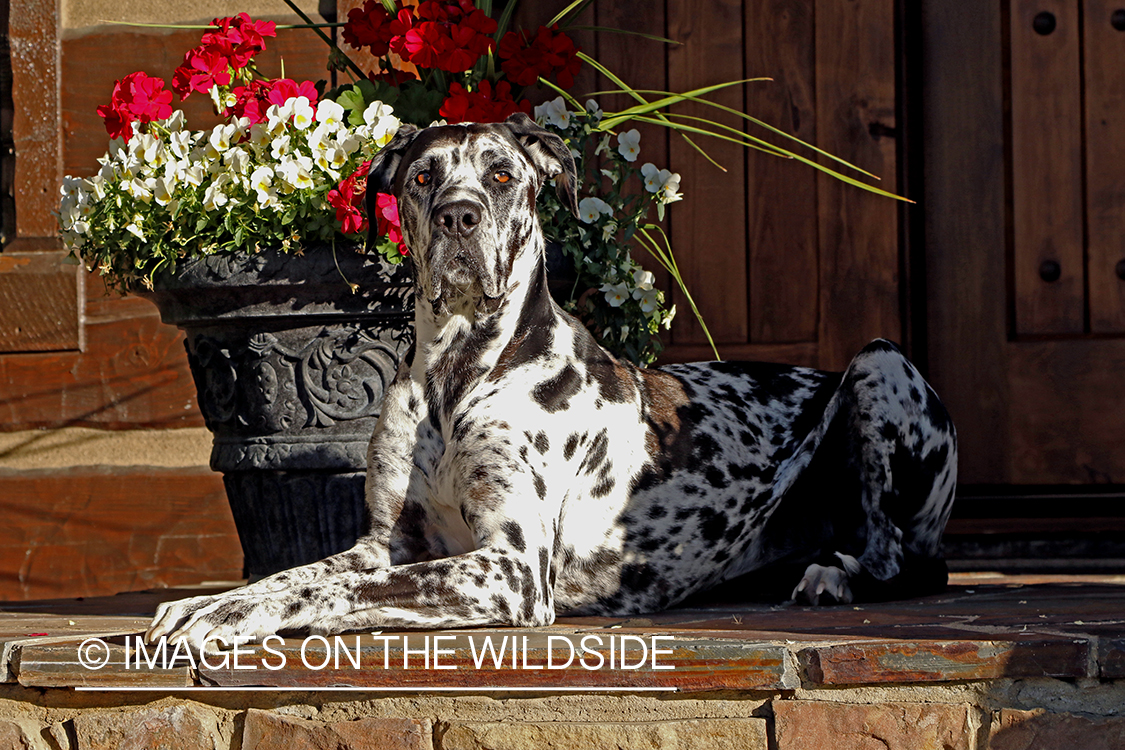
435,200,483,238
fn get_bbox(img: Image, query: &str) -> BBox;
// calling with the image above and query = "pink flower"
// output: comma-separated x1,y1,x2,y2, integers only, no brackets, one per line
266,79,320,109
375,193,408,256
96,72,173,141
171,14,276,101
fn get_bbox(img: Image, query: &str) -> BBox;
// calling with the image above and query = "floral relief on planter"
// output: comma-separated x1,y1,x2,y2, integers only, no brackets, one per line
143,247,413,577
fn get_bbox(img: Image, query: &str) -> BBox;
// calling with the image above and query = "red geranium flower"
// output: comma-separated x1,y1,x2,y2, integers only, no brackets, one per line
343,0,400,56
201,13,276,68
387,0,496,74
369,68,416,87
328,165,369,236
171,46,233,100
439,80,532,124
226,79,273,124
96,71,173,141
498,25,582,89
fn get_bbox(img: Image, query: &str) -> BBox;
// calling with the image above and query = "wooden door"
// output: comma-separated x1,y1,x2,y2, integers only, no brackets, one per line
555,0,904,372
923,1,1125,486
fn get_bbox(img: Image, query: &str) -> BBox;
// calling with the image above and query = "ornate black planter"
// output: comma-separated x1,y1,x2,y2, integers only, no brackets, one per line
142,247,413,578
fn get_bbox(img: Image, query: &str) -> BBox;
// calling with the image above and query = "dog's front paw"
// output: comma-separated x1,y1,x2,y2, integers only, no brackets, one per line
791,564,854,606
146,593,282,653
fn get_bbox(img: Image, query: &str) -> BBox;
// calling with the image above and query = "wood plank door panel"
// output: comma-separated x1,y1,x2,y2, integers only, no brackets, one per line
745,0,820,346
924,0,1125,486
667,0,750,348
1009,0,1086,336
1084,0,1125,333
658,0,901,369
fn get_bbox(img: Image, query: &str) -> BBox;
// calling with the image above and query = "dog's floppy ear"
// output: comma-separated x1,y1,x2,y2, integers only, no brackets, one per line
504,113,579,218
366,124,419,252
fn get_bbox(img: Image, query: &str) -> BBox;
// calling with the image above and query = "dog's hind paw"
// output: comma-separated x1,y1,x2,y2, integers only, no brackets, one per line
791,563,854,606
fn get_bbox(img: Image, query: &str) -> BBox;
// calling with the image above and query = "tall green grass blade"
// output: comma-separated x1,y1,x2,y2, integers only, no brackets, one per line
596,80,762,130
102,19,348,29
631,116,909,201
536,77,586,111
549,0,596,27
576,52,726,170
617,88,880,179
495,0,518,39
564,25,680,45
635,226,720,361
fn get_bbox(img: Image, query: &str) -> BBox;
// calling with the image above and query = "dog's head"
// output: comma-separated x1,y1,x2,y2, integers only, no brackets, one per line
366,113,578,316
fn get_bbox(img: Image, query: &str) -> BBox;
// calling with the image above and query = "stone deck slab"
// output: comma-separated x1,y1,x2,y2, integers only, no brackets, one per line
1,573,1122,691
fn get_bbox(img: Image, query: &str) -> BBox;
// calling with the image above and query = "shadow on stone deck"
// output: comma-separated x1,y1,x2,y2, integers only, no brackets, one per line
0,572,1122,748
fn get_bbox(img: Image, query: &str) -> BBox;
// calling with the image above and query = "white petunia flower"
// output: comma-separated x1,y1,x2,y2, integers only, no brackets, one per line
202,182,229,211
181,164,204,187
266,103,291,136
224,147,250,176
277,155,315,190
152,174,176,206
617,129,641,162
336,132,361,156
163,110,186,132
632,269,655,291
363,101,391,125
578,196,612,224
315,99,346,130
307,123,332,152
168,130,192,160
660,171,683,204
327,147,348,171
136,134,163,166
125,178,152,203
600,281,630,308
208,123,236,154
535,97,571,129
271,134,292,160
250,165,274,200
292,97,316,130
125,216,146,239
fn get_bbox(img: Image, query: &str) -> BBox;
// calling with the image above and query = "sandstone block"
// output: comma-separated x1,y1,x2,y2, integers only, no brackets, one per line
242,710,432,750
0,718,51,750
773,700,975,750
72,704,221,750
439,718,769,750
989,708,1125,750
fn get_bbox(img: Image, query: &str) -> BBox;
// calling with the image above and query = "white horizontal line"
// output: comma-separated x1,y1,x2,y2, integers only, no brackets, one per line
76,685,679,693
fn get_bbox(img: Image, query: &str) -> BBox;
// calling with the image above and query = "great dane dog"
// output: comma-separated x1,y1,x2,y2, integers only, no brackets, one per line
148,114,957,650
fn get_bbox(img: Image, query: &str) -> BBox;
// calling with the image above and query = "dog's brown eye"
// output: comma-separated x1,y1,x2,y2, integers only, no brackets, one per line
416,171,431,186
494,171,511,184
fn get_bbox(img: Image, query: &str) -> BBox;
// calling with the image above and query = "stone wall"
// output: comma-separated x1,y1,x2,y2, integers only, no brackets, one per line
0,680,1123,750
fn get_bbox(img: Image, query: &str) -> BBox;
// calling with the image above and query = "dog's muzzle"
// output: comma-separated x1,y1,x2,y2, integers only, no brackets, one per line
425,198,502,314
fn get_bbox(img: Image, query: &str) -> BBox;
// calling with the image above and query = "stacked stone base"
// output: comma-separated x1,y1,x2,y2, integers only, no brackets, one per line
1,680,1123,750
